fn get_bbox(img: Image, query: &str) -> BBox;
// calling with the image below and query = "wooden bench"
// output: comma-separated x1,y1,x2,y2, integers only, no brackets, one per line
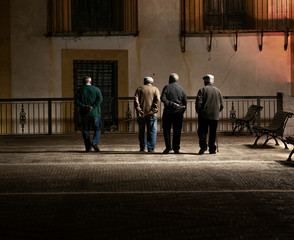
231,105,263,135
253,110,294,149
286,136,294,161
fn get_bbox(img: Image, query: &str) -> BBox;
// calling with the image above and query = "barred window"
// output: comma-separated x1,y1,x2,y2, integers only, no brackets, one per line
204,0,246,30
71,0,122,33
47,0,138,36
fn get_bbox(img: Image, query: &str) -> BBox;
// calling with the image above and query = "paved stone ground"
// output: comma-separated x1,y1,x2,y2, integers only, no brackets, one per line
0,133,294,239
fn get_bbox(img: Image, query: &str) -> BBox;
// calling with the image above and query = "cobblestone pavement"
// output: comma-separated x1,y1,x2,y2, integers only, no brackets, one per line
0,133,294,240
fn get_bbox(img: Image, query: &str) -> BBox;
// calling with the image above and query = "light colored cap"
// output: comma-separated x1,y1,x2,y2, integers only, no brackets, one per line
144,76,154,84
203,74,214,83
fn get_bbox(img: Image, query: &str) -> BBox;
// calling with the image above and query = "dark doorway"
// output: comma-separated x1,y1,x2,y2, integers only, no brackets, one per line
73,60,118,132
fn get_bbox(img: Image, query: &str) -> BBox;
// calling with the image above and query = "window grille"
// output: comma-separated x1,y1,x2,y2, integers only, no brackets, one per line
71,0,123,33
204,0,246,30
47,0,138,36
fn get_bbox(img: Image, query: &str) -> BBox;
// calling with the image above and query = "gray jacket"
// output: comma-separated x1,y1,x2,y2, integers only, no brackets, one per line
196,84,223,120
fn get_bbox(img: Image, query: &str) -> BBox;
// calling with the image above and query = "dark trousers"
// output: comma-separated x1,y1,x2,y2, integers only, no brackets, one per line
197,117,218,153
82,116,102,152
162,112,184,151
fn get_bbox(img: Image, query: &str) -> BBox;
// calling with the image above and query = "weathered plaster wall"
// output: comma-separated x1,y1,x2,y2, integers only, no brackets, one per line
186,35,290,96
0,0,11,98
10,0,50,98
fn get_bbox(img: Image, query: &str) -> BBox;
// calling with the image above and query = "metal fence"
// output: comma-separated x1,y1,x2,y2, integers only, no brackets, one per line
0,98,74,135
119,96,278,133
0,96,278,135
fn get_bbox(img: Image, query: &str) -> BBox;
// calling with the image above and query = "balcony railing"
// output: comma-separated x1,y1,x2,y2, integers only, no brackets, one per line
0,95,279,135
47,0,138,37
182,0,294,34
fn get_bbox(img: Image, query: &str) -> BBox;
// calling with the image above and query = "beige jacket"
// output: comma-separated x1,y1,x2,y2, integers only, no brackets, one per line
134,84,161,117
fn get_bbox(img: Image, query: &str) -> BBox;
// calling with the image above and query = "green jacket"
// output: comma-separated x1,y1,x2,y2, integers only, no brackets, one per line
75,85,103,117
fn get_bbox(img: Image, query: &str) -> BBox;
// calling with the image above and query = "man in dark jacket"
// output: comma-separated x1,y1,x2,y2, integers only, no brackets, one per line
75,76,103,152
161,73,187,154
196,74,223,155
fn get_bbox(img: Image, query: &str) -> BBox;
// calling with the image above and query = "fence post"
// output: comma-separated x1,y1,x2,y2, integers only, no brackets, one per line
125,102,132,132
230,102,236,130
48,99,52,135
277,92,283,111
257,97,261,126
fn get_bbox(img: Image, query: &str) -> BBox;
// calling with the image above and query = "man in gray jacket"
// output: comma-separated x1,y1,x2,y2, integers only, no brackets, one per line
196,74,223,155
161,73,187,154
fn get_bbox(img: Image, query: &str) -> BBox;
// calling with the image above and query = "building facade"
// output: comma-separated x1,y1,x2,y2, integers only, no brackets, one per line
1,0,294,134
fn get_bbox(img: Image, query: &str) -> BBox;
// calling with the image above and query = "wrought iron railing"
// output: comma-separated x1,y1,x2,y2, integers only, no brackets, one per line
0,96,278,135
0,98,73,135
47,0,139,37
119,96,278,133
182,0,294,34
181,0,294,52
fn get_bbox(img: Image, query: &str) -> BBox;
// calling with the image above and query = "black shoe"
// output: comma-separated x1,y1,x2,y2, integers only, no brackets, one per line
198,148,207,155
174,150,180,154
139,149,146,153
209,151,216,154
163,148,172,154
91,143,100,152
148,149,155,153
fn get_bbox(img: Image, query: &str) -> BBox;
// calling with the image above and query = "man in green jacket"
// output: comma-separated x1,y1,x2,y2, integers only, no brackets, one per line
75,76,103,152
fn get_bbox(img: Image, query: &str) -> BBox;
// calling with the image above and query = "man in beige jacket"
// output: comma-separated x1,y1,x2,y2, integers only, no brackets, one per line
134,77,161,152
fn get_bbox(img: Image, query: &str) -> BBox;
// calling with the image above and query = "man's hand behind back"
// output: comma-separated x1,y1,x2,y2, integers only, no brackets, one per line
86,106,92,112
